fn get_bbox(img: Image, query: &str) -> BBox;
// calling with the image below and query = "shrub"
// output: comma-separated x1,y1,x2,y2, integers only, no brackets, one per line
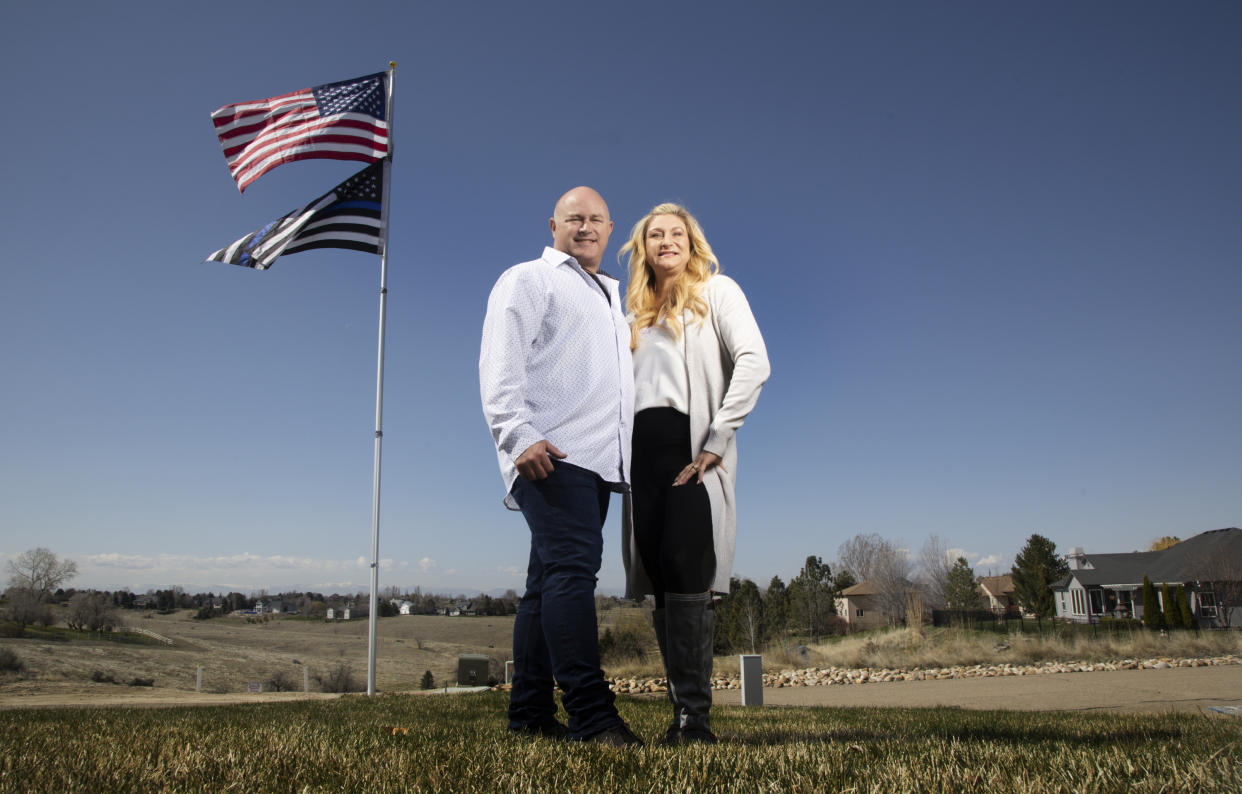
128,677,154,687
316,661,362,693
266,670,297,692
90,670,118,684
0,648,24,673
598,611,653,665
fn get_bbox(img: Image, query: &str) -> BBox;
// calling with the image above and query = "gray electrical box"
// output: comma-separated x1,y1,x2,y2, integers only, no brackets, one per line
457,654,490,686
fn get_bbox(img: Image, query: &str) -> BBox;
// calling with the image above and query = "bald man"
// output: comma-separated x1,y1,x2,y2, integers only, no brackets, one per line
479,187,640,746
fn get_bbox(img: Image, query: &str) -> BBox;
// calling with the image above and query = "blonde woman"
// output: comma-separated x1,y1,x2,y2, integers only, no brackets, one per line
620,202,769,743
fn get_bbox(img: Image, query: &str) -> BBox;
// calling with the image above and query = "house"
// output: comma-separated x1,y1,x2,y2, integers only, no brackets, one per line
836,579,929,631
393,599,415,615
1051,528,1241,627
976,574,1021,616
448,601,476,617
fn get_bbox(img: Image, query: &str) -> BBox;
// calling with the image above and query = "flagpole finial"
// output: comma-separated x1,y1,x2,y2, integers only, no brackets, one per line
389,61,397,69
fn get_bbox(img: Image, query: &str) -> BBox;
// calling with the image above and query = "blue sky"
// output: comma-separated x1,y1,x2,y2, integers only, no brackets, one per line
2,1,1239,596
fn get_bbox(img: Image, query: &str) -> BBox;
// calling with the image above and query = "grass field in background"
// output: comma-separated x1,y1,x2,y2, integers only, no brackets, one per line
2,692,1238,793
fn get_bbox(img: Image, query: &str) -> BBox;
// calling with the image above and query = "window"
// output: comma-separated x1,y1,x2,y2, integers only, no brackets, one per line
1089,589,1104,615
1199,591,1218,618
1071,589,1086,616
856,609,864,617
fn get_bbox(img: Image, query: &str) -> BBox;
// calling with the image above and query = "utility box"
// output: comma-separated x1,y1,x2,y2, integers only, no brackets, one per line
740,654,763,706
457,654,490,686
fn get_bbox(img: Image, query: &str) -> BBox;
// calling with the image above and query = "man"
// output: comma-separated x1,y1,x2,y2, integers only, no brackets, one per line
479,186,640,745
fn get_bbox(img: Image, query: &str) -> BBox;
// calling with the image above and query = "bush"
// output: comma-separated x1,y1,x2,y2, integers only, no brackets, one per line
598,611,653,665
128,677,154,687
266,670,297,692
316,661,362,693
90,670,118,684
0,648,24,673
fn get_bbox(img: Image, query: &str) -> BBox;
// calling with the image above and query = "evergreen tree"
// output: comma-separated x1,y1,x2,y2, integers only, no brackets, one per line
1010,534,1069,624
1160,582,1181,628
789,556,834,641
944,557,982,610
764,576,790,639
1142,575,1162,629
1176,586,1195,630
420,670,435,690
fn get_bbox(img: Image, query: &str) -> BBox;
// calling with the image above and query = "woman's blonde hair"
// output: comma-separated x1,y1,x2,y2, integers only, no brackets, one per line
620,203,719,351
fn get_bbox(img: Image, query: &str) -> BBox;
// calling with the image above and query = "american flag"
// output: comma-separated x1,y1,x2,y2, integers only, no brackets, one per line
212,72,388,193
205,161,385,270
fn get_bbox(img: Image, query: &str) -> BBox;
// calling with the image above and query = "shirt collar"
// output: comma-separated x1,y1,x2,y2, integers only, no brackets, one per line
541,246,618,281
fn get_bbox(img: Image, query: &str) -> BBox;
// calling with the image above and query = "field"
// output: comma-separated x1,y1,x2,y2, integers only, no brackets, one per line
0,609,516,701
1,691,1239,793
3,610,1241,791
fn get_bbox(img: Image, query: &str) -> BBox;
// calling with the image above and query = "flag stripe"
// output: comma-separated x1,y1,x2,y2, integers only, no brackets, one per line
205,161,384,271
211,72,388,192
222,117,385,160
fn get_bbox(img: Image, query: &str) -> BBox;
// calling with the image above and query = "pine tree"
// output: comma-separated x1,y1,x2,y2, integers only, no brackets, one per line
419,670,435,690
1142,575,1162,629
789,556,834,641
764,576,790,639
1011,534,1069,624
944,558,982,610
1161,582,1181,628
1176,586,1196,630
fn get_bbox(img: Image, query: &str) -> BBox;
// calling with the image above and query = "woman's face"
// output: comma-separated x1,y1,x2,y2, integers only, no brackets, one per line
645,214,691,285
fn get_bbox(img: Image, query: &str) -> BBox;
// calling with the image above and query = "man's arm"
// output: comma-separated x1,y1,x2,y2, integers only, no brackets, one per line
479,266,563,480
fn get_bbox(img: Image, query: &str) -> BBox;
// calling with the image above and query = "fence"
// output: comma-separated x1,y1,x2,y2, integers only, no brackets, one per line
122,626,174,645
930,610,1159,639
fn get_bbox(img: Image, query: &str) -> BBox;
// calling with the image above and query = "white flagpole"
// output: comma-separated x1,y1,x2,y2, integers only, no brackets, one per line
367,61,396,697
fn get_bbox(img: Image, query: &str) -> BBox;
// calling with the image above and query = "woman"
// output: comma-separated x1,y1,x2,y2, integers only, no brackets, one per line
620,202,769,743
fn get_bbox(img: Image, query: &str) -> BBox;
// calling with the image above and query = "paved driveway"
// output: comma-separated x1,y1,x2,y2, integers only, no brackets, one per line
713,664,1242,714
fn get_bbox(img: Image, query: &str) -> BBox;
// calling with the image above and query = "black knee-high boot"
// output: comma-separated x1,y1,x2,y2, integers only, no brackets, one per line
663,592,717,744
651,607,679,742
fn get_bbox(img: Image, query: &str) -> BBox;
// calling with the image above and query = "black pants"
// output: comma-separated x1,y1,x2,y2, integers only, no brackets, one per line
632,408,716,603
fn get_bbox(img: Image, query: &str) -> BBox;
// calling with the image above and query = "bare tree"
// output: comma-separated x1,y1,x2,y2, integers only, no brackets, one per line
872,544,914,625
5,588,52,632
916,535,954,608
837,534,912,625
66,592,122,632
6,548,77,601
836,533,889,582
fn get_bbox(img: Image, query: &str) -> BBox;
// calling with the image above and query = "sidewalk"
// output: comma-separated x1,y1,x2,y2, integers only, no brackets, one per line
713,663,1242,714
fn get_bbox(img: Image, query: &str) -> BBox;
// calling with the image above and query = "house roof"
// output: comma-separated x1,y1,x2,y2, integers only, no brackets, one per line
977,575,1014,596
1055,528,1242,588
840,578,917,596
840,580,880,596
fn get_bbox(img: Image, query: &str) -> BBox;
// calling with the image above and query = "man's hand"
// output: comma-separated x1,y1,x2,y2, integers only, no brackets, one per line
515,440,567,481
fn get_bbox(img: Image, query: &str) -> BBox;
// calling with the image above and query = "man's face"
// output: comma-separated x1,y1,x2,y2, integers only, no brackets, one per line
550,189,613,272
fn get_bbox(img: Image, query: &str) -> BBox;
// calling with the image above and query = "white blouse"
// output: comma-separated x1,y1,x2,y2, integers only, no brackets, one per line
633,322,689,414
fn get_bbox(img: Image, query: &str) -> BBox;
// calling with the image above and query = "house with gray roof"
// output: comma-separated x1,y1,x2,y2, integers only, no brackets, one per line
1051,528,1241,627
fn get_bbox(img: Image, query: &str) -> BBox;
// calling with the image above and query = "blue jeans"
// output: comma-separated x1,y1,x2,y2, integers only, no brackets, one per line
508,461,620,738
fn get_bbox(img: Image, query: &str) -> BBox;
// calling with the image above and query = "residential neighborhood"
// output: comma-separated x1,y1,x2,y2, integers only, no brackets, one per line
1052,527,1241,628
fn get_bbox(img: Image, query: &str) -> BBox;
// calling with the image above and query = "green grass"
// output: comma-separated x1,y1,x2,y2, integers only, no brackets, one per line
1,693,1238,793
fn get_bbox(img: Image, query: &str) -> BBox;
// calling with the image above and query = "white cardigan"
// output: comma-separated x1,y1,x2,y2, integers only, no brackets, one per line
623,274,770,596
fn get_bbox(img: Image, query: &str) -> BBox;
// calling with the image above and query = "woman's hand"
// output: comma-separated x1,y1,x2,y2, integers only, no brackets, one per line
673,452,726,486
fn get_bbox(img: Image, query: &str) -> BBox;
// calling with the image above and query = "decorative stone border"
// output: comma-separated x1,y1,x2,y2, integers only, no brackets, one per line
606,655,1242,694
